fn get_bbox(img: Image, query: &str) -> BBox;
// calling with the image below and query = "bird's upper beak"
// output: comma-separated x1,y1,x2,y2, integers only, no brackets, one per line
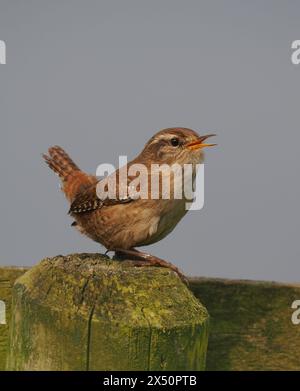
187,134,217,150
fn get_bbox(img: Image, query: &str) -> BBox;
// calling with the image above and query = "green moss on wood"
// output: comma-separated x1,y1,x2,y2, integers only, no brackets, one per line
3,264,300,371
190,277,300,371
7,254,209,371
0,267,28,371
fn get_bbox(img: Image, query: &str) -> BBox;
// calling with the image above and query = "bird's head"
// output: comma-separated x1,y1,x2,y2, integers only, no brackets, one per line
139,127,216,165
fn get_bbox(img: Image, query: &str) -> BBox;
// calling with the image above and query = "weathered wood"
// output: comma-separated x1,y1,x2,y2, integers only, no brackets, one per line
4,265,299,371
190,277,300,371
7,254,209,371
0,267,28,370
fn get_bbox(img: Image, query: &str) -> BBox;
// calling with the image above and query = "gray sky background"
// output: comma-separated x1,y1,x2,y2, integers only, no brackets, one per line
0,1,299,281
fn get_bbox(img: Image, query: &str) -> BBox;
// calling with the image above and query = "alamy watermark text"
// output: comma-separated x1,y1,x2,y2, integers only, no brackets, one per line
0,40,6,64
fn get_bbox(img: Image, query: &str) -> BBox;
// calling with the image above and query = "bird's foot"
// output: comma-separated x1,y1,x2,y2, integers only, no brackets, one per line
114,248,188,285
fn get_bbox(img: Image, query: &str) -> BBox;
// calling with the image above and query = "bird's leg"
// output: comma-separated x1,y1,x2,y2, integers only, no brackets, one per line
114,248,188,284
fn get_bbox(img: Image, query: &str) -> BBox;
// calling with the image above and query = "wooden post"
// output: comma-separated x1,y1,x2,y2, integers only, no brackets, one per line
7,254,209,371
0,267,28,370
190,277,300,371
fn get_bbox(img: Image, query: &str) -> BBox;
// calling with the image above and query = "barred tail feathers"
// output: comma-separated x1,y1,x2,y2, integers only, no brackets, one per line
43,146,95,201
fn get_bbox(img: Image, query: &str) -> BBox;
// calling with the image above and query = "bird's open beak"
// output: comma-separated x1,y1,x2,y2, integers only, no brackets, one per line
187,134,217,150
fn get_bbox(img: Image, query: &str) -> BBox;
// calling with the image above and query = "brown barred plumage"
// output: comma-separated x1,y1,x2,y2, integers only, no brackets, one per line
43,129,216,282
43,129,214,255
43,146,97,202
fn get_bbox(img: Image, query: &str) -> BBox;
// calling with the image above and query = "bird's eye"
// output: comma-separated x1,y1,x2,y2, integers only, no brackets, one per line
170,138,180,147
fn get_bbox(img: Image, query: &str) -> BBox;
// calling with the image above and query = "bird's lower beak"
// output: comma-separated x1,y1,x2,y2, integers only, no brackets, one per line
187,134,217,150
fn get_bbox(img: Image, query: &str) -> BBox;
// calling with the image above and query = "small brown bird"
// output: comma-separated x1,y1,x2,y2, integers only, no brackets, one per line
43,128,216,279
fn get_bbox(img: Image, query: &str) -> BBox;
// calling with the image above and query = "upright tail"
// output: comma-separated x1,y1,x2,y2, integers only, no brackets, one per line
43,146,96,202
43,146,80,180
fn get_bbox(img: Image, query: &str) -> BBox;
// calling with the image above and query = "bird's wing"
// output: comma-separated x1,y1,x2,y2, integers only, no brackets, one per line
69,173,134,214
